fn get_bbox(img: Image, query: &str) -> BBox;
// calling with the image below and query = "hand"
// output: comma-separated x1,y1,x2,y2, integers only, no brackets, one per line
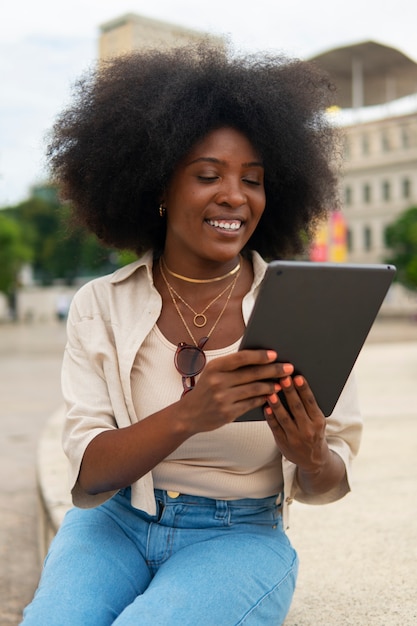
264,375,330,473
178,349,294,434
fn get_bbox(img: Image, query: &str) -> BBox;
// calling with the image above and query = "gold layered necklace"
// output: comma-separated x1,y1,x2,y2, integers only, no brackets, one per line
159,257,240,347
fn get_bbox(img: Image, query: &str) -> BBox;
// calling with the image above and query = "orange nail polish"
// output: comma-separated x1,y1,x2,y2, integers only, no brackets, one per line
267,350,277,360
283,364,293,374
281,377,291,388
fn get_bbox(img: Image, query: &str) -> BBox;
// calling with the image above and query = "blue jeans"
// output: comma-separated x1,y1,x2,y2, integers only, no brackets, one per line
22,489,298,625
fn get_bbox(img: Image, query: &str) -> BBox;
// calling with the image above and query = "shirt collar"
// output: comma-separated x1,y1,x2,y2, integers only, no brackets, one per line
109,250,155,284
250,250,268,288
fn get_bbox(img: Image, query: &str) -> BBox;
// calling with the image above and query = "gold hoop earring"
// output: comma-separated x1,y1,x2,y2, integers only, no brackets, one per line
159,204,166,218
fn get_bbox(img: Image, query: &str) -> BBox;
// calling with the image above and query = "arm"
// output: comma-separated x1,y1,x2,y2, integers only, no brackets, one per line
77,403,191,495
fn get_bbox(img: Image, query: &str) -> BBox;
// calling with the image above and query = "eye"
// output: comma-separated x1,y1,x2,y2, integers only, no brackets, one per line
243,178,262,186
197,176,218,183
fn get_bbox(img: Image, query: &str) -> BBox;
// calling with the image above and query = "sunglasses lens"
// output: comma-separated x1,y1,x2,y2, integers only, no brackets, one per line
175,345,206,376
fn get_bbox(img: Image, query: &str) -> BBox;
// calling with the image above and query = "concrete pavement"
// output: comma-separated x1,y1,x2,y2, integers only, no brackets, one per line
0,321,67,626
1,317,416,625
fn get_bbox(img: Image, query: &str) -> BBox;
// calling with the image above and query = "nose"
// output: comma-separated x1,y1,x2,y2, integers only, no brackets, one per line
215,177,246,208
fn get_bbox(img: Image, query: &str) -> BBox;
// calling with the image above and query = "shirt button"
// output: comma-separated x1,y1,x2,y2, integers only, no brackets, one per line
167,490,181,499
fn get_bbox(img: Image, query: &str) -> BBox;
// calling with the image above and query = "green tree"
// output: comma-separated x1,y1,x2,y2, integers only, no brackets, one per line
16,194,61,283
0,213,32,301
3,186,137,284
385,205,417,290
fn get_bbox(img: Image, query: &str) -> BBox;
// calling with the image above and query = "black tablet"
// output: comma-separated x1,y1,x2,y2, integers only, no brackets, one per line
236,260,396,421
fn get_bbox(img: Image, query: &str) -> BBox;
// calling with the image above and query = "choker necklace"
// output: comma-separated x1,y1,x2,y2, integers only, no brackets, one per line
161,256,241,284
159,257,240,346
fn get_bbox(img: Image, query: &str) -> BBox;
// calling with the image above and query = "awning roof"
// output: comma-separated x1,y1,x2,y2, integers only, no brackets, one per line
309,40,417,108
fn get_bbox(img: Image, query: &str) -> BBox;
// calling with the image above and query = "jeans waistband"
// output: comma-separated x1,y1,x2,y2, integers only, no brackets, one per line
153,489,282,508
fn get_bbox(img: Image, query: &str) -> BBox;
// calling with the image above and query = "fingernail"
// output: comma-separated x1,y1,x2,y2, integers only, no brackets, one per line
283,364,293,374
268,393,278,403
274,383,282,392
264,406,273,416
281,377,291,388
294,375,303,386
267,350,277,360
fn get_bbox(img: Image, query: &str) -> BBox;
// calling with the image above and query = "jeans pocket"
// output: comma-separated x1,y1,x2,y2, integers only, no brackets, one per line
229,502,282,527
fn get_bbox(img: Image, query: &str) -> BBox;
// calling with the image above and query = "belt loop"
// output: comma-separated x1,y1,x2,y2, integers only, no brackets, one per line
214,499,228,522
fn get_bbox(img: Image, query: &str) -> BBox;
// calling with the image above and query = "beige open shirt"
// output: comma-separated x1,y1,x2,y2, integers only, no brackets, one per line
62,250,363,529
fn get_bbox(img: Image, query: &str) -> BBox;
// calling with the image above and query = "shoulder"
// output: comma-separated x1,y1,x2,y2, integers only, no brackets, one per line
70,251,155,319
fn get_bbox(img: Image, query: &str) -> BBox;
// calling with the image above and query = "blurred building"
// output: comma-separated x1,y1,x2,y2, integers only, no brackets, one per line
339,104,417,265
310,41,417,265
99,12,223,60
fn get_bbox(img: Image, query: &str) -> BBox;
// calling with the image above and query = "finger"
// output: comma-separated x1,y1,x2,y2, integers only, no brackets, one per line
264,403,286,437
216,349,279,371
275,376,311,423
204,352,294,386
234,379,282,403
292,375,324,420
236,361,294,386
278,375,324,423
216,348,293,373
265,388,297,431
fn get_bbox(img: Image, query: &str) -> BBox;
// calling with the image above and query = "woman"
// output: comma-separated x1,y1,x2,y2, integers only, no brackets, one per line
23,43,362,625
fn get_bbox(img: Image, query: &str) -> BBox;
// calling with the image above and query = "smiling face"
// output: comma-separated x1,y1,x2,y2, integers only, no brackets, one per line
162,127,266,273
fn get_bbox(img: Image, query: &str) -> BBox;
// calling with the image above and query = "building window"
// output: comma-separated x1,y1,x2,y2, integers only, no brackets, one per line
361,134,370,155
402,178,411,199
382,180,391,201
363,183,371,203
347,228,353,252
401,126,410,148
364,226,372,251
381,132,391,151
344,186,352,206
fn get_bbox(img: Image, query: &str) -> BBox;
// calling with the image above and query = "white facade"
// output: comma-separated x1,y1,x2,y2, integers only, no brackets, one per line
338,99,417,265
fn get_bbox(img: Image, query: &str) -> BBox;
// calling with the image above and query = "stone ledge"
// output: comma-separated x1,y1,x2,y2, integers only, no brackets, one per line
36,406,71,562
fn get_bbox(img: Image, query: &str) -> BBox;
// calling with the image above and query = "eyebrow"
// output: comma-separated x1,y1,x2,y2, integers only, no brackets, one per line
187,157,264,168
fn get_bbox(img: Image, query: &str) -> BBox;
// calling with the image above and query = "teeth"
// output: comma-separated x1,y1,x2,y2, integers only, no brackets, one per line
207,220,241,230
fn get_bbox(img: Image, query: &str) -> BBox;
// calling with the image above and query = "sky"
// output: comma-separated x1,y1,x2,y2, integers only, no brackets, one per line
1,0,417,207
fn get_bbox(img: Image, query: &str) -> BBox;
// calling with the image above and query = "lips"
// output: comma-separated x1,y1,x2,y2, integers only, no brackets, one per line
206,219,242,231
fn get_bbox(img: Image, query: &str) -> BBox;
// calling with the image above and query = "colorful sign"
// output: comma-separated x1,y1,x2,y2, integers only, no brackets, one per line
310,211,347,262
